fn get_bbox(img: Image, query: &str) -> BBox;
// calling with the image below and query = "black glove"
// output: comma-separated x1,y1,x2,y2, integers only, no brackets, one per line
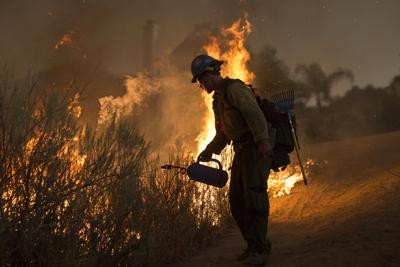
197,149,212,162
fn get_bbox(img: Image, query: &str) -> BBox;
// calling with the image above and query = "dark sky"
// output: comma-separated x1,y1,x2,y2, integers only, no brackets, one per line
0,0,399,87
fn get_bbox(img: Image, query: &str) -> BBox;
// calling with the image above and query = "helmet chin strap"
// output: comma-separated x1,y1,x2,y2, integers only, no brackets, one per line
204,64,221,75
212,64,221,75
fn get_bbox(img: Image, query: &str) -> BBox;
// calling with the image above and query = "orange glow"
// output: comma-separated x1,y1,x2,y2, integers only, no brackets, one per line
195,91,215,155
25,95,86,175
55,30,74,49
68,93,82,119
196,16,254,156
197,15,311,197
268,159,315,197
203,16,254,84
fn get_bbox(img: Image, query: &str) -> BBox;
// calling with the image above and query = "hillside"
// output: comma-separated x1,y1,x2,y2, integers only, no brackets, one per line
177,131,400,266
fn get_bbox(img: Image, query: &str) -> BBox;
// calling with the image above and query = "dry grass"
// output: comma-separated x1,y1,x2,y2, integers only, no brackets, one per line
0,69,231,267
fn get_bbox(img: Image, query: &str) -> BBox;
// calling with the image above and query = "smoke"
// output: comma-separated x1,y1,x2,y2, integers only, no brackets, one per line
2,0,400,88
2,0,400,152
97,63,207,158
0,0,261,159
97,73,161,126
0,1,264,128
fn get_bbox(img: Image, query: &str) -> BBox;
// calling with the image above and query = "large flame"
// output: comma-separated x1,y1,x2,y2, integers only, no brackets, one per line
203,17,254,84
196,16,254,155
197,16,311,197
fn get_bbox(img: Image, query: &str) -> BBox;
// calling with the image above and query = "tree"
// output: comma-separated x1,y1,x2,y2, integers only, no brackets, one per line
252,45,309,103
295,63,353,108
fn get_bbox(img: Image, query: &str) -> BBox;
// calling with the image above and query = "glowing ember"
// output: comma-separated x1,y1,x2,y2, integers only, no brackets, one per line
25,136,39,155
68,93,82,119
55,30,74,49
25,96,86,174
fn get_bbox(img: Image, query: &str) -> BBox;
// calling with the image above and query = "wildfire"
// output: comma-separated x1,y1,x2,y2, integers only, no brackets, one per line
268,159,314,197
203,16,254,83
197,16,311,197
97,73,161,128
196,16,254,156
25,95,86,173
68,93,82,119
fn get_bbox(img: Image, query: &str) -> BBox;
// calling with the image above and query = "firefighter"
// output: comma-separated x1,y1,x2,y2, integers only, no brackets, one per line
191,54,273,265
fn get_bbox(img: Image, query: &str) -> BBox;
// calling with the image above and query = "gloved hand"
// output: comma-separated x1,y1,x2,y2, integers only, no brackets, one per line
257,139,273,158
197,149,212,162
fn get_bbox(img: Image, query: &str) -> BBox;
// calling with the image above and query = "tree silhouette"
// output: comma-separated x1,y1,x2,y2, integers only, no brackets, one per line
388,75,400,95
254,46,290,91
253,46,309,101
295,63,353,108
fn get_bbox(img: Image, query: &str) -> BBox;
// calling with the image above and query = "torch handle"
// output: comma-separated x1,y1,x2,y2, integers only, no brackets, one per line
288,113,308,185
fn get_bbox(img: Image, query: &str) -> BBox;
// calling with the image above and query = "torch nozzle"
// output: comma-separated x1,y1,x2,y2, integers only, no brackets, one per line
161,164,173,170
160,164,187,174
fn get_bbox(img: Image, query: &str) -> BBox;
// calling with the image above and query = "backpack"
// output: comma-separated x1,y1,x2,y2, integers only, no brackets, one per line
224,79,296,172
255,93,296,171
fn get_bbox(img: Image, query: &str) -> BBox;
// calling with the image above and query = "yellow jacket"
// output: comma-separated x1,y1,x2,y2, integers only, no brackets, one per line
204,79,269,154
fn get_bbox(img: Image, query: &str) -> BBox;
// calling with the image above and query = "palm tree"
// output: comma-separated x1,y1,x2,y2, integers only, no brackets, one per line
295,63,353,108
253,45,310,103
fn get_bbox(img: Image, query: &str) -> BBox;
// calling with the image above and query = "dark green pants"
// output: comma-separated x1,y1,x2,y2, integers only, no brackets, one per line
229,142,271,253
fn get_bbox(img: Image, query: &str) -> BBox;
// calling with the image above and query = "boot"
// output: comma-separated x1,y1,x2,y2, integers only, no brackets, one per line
237,247,250,261
242,251,268,266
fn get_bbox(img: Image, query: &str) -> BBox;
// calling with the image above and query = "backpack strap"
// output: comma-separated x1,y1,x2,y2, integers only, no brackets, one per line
221,78,262,101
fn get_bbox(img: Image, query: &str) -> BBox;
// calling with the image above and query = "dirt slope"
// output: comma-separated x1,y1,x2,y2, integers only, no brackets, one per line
177,131,400,267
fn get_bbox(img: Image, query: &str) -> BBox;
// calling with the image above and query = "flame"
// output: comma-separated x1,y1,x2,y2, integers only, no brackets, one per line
25,95,86,174
97,73,161,128
195,92,215,154
25,133,87,174
68,93,82,119
268,159,315,197
196,16,254,155
55,30,74,49
203,16,254,84
197,15,311,197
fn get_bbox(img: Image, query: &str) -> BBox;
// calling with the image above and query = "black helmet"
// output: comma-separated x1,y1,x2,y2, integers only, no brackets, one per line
191,54,223,83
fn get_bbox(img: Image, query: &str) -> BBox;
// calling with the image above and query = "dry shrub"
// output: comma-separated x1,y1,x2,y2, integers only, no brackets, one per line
138,156,232,266
0,69,231,267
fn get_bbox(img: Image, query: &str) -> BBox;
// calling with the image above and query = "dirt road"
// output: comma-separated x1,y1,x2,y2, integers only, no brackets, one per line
177,131,400,266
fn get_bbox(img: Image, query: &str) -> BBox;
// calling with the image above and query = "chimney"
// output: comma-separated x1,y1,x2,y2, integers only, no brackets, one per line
142,20,159,75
